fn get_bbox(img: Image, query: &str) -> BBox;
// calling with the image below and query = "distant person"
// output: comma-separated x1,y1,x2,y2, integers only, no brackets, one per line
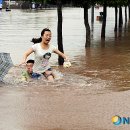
32,2,35,9
21,59,41,81
20,28,71,81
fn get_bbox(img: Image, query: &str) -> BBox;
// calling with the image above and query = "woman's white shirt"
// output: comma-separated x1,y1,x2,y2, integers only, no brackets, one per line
32,43,56,73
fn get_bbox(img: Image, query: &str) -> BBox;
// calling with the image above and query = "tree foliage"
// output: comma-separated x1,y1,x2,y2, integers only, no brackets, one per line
26,0,129,7
96,0,128,7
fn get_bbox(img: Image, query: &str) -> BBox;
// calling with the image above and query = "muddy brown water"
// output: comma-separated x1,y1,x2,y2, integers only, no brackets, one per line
0,7,130,130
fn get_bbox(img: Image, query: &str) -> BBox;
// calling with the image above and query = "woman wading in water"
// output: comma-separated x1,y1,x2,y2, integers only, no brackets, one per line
20,28,70,81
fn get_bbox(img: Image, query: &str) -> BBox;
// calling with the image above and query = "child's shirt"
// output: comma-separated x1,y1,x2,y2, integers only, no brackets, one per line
21,71,41,81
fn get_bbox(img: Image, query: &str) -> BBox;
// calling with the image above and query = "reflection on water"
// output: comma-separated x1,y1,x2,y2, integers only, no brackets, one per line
0,7,128,64
63,40,130,92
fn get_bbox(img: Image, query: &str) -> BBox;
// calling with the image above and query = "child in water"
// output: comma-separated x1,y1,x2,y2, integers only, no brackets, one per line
21,59,41,81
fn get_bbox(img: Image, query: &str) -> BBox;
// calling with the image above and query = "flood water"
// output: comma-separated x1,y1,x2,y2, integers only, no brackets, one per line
0,7,130,130
0,7,129,91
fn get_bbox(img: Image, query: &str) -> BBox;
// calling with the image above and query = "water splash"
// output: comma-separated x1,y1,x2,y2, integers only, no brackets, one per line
1,66,113,95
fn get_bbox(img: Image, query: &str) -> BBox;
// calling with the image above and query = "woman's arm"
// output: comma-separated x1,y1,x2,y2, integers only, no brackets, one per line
53,48,71,67
20,48,34,65
53,49,69,61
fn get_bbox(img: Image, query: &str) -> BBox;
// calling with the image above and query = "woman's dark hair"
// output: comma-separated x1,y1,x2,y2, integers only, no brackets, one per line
31,28,51,44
